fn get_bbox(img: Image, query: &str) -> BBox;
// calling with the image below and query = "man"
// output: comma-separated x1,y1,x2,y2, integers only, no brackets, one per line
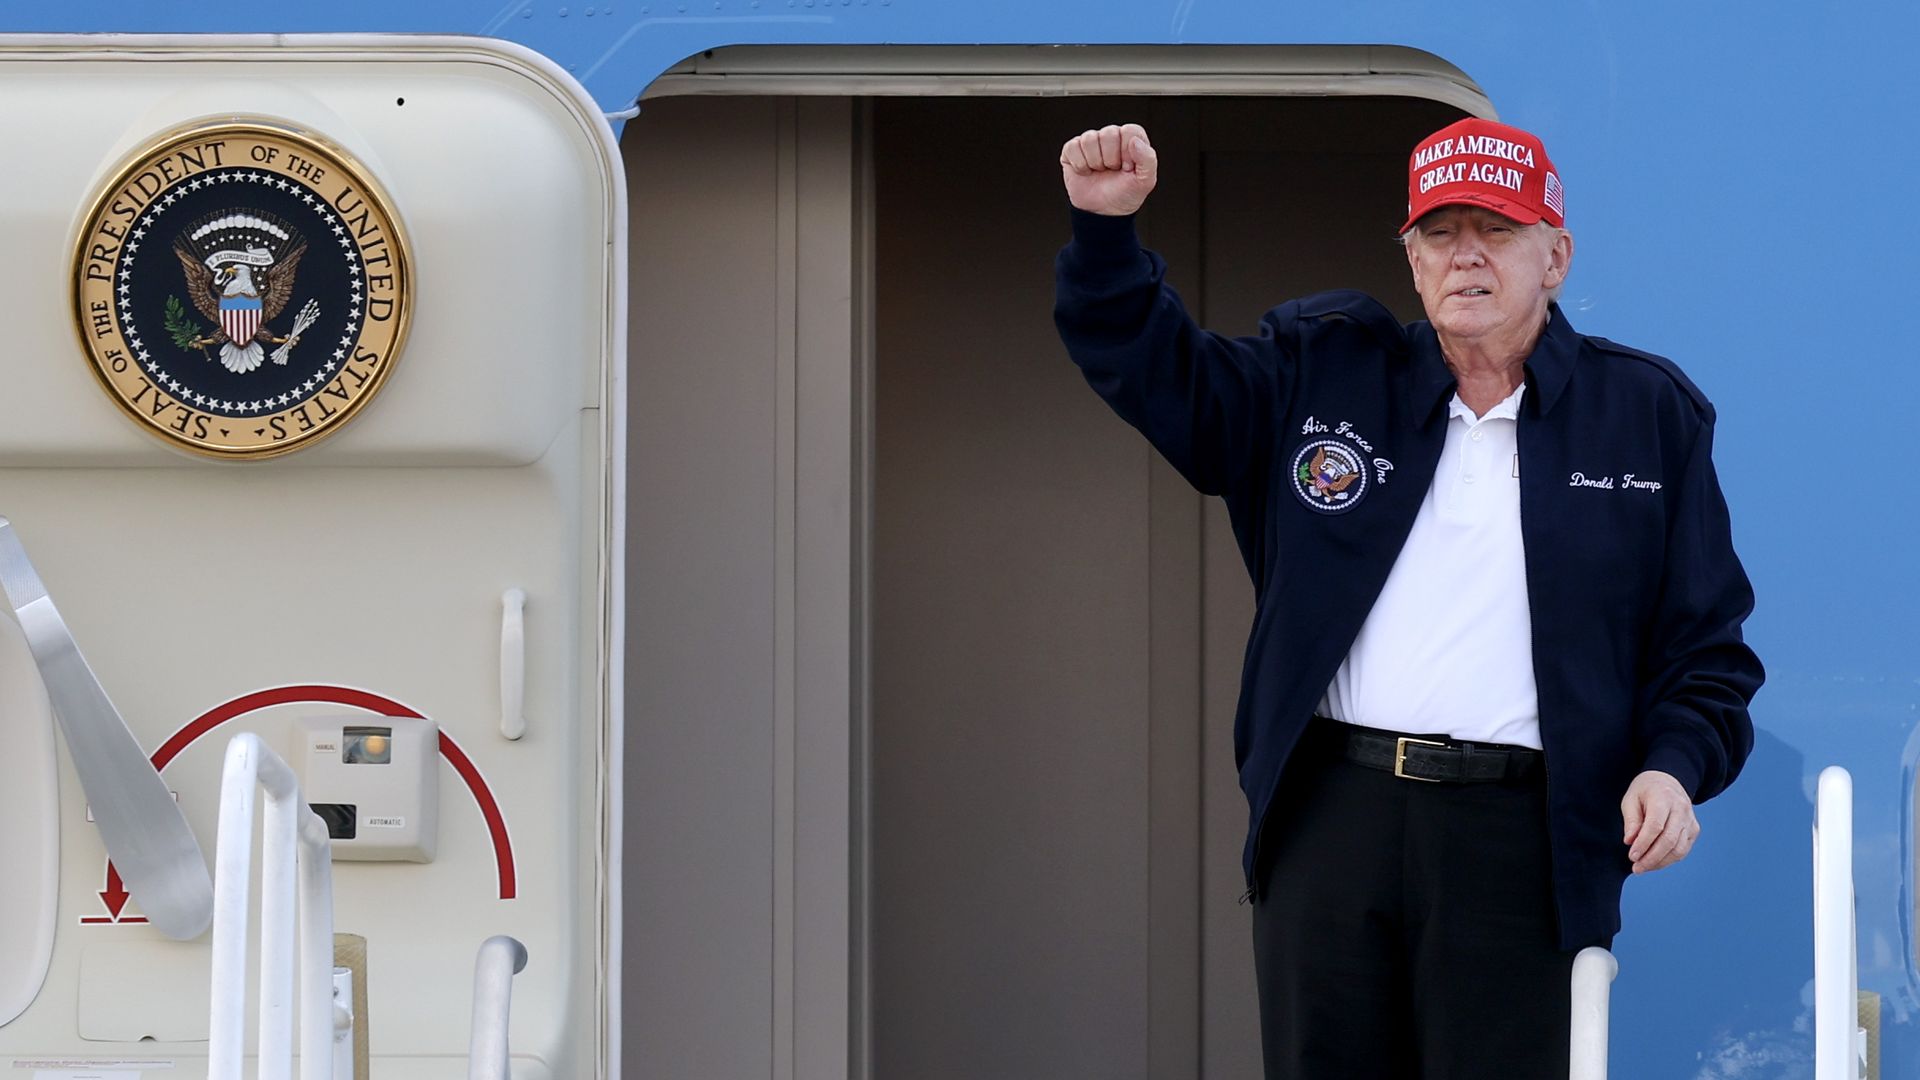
1054,118,1762,1077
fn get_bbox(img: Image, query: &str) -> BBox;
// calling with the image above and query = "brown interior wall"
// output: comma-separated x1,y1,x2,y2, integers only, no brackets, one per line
620,88,1463,1080
872,94,1459,1080
625,95,786,1080
1188,96,1459,1075
872,96,1163,1080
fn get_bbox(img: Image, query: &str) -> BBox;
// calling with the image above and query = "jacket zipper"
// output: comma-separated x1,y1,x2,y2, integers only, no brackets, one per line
1517,425,1561,933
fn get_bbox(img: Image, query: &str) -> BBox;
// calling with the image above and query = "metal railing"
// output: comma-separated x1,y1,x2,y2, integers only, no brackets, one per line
208,732,345,1080
0,516,213,940
1813,765,1864,1080
467,935,529,1080
1568,945,1618,1079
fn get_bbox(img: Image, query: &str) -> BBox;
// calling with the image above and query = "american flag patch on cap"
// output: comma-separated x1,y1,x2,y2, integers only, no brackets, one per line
1543,171,1565,216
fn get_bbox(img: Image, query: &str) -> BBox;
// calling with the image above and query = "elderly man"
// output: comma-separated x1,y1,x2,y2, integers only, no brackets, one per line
1054,118,1762,1077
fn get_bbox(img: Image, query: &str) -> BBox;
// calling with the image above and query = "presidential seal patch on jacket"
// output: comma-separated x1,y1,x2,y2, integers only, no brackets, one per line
1290,437,1370,513
72,120,411,458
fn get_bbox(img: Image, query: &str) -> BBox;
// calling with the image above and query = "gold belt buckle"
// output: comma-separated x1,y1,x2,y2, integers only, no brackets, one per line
1393,737,1446,782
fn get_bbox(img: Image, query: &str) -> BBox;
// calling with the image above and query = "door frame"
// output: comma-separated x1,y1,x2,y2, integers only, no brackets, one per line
625,49,1493,1080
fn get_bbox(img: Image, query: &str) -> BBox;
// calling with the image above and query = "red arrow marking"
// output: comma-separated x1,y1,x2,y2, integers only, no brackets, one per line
100,862,130,918
84,862,147,924
87,684,518,922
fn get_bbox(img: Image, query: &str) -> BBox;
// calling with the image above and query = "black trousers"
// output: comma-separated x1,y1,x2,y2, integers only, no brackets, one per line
1251,723,1585,1079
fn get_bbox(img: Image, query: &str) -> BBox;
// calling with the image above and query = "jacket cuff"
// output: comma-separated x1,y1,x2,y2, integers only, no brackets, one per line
1640,739,1707,802
1064,207,1146,283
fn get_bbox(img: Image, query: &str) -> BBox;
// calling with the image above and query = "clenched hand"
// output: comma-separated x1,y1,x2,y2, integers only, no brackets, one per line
1060,123,1159,216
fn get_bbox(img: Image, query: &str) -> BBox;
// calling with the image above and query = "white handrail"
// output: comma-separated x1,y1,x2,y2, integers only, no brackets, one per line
209,733,340,1080
0,516,214,940
1813,765,1860,1080
499,588,527,741
467,935,528,1080
330,967,355,1080
1568,945,1618,1079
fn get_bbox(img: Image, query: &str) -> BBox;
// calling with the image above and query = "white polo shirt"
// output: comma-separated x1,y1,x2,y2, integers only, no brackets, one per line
1318,383,1542,749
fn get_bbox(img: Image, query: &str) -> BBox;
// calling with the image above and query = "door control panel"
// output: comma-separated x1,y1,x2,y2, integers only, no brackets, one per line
291,715,440,862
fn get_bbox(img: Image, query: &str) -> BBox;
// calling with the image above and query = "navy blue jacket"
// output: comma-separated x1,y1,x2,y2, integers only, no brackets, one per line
1054,209,1762,948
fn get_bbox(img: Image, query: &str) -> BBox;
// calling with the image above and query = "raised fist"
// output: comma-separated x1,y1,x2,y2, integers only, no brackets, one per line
1060,123,1159,216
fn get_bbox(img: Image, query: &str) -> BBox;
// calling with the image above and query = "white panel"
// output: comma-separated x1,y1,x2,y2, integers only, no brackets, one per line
77,944,210,1042
0,36,617,1080
0,48,609,466
0,613,59,1029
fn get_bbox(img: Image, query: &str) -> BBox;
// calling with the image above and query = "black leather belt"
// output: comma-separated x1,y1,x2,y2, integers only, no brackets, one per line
1325,720,1543,783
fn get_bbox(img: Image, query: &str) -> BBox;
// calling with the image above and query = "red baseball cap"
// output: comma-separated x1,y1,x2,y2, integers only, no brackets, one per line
1401,118,1564,233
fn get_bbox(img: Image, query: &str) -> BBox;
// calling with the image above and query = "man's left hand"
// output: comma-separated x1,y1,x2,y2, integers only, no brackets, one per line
1621,770,1698,874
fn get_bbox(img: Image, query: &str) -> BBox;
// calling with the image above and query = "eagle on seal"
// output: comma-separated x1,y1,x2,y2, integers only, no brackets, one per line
173,211,308,374
1309,445,1360,499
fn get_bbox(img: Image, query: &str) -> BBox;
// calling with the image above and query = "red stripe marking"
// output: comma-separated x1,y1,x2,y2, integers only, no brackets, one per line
435,734,517,900
138,685,517,901
151,685,419,771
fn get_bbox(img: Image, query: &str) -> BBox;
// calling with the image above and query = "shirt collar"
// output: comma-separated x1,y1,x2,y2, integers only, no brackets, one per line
1405,302,1580,425
1448,382,1526,423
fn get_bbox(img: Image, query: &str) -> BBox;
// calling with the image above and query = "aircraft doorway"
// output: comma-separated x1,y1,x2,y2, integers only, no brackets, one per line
621,66,1478,1079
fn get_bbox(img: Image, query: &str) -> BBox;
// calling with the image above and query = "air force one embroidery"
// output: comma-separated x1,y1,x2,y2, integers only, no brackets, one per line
72,120,411,458
1290,438,1370,513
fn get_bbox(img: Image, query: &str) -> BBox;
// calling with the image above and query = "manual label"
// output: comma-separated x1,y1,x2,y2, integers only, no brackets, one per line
13,1058,172,1080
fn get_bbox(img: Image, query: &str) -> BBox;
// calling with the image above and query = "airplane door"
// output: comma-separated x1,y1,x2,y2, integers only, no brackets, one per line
0,35,621,1080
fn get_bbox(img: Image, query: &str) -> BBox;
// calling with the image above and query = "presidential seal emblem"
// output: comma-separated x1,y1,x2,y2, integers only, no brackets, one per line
72,120,410,458
1290,438,1370,513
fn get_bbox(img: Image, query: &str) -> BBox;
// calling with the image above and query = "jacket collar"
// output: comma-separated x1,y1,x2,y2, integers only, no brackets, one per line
1405,302,1580,425
1525,303,1579,417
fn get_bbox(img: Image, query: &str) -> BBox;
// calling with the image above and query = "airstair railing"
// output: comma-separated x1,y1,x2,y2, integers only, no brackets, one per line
467,935,529,1080
1568,945,1618,1080
0,516,214,940
209,732,343,1080
1813,765,1864,1080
